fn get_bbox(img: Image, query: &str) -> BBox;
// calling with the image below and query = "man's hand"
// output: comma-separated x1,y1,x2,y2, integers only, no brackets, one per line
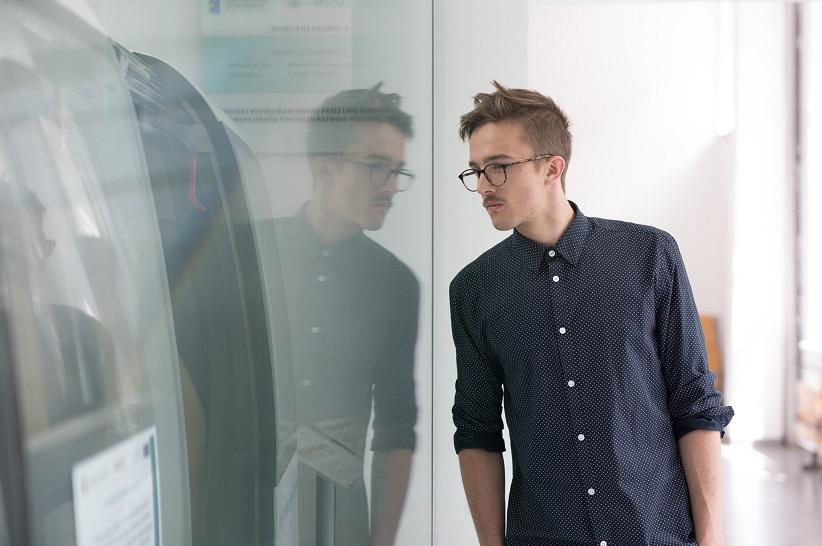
458,448,505,546
678,429,725,546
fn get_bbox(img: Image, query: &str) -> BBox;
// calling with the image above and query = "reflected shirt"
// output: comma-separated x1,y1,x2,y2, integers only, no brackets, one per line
450,201,734,546
274,212,419,542
275,213,419,454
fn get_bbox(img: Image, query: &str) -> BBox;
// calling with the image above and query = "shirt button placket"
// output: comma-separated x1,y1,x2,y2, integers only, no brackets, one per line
550,246,596,540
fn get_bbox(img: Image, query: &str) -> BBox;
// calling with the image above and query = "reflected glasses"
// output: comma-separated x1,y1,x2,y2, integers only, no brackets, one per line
331,157,416,192
458,154,556,192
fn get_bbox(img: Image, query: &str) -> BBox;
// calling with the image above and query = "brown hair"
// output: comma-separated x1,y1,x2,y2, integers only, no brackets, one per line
459,81,572,190
306,82,413,156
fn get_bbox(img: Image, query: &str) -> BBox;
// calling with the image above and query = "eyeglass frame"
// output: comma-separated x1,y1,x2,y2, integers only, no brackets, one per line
328,156,416,191
457,153,557,192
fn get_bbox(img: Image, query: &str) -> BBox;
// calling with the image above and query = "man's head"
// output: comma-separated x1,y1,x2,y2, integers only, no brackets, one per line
458,81,572,231
306,83,414,232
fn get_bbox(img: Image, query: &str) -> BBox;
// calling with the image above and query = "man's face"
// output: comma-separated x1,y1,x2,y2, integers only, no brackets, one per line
323,122,406,232
468,121,550,232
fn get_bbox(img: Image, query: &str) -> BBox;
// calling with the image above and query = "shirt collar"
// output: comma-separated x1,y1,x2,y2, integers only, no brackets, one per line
508,201,591,270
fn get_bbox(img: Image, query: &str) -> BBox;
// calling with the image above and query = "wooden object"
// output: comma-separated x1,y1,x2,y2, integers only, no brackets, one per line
700,315,723,393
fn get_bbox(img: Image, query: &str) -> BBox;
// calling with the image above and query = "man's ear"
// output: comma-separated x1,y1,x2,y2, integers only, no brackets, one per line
310,156,333,184
544,155,566,185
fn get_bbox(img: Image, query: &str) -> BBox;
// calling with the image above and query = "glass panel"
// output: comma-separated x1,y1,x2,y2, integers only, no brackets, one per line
199,2,434,544
2,0,433,544
0,3,189,545
198,1,434,543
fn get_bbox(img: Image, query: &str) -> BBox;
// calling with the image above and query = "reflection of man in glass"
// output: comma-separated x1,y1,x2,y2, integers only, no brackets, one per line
275,84,419,545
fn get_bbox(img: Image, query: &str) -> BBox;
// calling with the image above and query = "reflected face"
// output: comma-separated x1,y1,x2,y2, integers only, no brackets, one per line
468,121,550,232
323,122,406,231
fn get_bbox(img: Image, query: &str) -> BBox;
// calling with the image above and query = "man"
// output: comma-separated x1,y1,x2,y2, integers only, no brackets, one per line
450,82,734,546
273,83,419,545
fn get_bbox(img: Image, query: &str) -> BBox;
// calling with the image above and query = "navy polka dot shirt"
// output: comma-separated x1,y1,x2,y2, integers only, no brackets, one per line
450,201,734,546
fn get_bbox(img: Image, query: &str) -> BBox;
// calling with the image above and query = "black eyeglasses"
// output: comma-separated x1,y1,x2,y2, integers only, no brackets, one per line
331,157,416,191
458,153,556,192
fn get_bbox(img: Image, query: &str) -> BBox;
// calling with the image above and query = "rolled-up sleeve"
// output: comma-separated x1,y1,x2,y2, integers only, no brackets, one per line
450,274,506,454
371,271,419,452
656,235,734,439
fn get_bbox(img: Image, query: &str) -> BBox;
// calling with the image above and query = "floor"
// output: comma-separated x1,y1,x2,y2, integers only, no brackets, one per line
723,441,822,546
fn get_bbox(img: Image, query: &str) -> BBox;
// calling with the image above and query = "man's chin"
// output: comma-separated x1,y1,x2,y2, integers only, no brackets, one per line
361,216,387,231
490,216,514,231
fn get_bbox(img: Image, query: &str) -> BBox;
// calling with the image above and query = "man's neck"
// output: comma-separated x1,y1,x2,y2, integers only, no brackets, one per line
516,198,575,247
304,199,361,244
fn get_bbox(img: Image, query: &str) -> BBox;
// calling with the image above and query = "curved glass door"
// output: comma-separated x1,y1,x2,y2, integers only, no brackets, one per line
0,2,190,545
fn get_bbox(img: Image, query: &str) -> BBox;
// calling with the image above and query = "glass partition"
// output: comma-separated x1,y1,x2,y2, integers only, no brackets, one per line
198,2,433,544
0,0,432,545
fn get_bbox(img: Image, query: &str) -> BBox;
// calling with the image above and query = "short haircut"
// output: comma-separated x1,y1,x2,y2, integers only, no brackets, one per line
306,82,413,156
459,81,572,190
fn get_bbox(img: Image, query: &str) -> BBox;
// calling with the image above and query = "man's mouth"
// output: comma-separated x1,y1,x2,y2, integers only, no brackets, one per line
484,200,503,213
372,200,392,209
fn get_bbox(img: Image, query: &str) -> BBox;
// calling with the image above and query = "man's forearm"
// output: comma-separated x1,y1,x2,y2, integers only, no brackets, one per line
370,449,413,546
458,448,505,546
678,429,725,546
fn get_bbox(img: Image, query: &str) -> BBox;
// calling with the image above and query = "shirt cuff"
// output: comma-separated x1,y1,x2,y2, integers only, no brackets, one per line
673,406,735,440
454,431,506,454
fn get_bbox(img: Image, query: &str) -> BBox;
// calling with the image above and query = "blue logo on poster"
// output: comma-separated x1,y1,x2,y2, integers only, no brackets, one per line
209,0,220,14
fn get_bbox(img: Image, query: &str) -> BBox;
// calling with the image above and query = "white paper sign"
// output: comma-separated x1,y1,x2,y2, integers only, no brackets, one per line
201,0,353,153
72,427,161,546
297,425,362,488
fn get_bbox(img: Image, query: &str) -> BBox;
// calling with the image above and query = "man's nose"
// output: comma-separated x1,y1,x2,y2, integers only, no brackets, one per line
380,174,400,194
477,173,496,194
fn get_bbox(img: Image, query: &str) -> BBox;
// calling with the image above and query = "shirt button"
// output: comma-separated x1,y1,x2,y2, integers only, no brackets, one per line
559,327,567,334
587,488,595,496
317,275,326,282
552,275,559,282
548,250,556,257
321,250,330,257
600,542,608,546
310,326,320,334
567,380,575,387
301,379,313,387
577,434,585,441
